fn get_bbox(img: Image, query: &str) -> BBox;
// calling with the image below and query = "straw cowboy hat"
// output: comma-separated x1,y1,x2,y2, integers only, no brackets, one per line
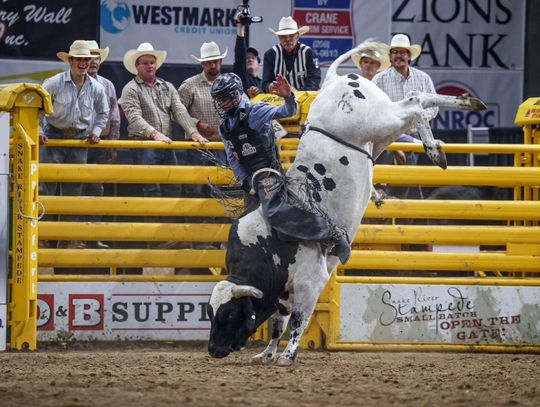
384,34,422,61
351,45,391,73
123,42,167,75
269,16,309,36
191,41,228,63
85,40,110,62
56,40,93,63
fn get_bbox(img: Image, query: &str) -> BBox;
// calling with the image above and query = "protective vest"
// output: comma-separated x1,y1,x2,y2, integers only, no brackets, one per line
221,104,279,174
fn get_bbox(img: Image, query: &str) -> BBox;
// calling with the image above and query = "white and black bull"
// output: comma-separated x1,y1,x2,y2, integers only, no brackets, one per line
207,40,486,365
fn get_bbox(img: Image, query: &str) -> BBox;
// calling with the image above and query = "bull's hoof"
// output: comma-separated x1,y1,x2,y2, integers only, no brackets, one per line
436,146,448,170
277,356,295,367
470,97,487,112
251,352,276,365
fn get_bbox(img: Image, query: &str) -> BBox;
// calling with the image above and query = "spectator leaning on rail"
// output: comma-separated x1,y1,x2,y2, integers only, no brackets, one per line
233,11,262,98
39,39,109,250
211,73,350,264
262,16,321,92
82,40,121,249
178,41,228,197
372,34,438,198
118,43,203,250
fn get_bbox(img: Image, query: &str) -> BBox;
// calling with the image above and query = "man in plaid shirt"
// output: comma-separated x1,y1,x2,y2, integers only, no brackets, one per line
119,42,203,199
373,33,439,154
372,34,438,198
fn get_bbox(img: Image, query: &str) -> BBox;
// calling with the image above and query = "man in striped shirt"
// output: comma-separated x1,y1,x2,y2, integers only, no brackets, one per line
39,40,109,249
262,16,321,93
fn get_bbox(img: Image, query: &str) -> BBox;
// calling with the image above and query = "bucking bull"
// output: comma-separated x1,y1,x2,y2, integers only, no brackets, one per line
207,40,486,366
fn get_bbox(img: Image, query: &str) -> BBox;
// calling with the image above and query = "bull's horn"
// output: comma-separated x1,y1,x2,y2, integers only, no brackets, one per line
231,285,264,299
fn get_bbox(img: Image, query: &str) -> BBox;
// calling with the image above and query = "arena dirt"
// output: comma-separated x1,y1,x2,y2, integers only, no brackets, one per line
0,342,538,407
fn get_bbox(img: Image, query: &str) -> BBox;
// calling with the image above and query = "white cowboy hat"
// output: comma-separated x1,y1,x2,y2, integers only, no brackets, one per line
190,41,228,63
351,46,391,73
268,16,309,36
85,40,110,63
123,42,167,75
56,40,93,63
384,34,422,61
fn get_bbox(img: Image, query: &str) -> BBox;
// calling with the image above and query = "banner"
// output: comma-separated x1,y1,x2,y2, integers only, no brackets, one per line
99,0,390,66
340,284,540,344
37,282,215,341
391,0,526,129
0,0,100,59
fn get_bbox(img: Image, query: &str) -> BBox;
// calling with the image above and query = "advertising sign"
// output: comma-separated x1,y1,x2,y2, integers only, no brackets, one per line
340,284,540,344
37,282,216,341
0,0,100,60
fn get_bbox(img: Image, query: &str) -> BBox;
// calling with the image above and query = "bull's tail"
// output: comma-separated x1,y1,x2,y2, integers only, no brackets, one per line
324,39,388,84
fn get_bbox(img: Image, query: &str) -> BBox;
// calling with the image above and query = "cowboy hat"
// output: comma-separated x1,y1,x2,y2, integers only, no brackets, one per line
190,41,228,63
268,16,309,36
56,40,93,63
351,46,391,73
384,34,422,61
85,40,110,63
123,42,167,75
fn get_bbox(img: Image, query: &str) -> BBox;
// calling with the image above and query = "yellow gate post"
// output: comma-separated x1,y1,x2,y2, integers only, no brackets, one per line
514,97,540,207
0,84,52,350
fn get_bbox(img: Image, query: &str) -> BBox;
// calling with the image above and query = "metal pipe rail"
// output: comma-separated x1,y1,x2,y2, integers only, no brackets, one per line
39,163,540,187
39,196,540,220
42,139,540,154
36,248,540,272
39,222,540,245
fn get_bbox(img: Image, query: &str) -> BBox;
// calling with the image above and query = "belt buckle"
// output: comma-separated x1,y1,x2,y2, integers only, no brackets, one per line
63,128,78,137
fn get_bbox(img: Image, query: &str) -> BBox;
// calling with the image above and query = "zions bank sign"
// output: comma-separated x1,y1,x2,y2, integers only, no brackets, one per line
391,0,525,129
392,0,523,69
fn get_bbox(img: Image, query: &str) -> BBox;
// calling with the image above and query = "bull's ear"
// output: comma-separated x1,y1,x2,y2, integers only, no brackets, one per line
231,285,264,299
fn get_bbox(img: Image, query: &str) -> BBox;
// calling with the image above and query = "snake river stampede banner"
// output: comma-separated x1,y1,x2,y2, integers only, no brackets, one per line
340,284,540,345
0,0,527,125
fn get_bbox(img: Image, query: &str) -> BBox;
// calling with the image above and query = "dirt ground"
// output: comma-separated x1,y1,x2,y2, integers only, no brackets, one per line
0,342,538,407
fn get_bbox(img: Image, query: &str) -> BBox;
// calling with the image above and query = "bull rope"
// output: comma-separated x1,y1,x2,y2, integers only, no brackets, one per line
305,125,375,166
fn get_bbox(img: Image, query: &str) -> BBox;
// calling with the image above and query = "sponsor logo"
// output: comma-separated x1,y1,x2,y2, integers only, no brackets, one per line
433,81,498,129
101,0,131,34
69,294,104,331
37,294,54,331
241,143,257,156
101,1,236,35
238,133,247,140
295,0,355,65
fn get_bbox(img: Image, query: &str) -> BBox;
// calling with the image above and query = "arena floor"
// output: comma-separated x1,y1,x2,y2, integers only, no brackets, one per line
0,342,538,406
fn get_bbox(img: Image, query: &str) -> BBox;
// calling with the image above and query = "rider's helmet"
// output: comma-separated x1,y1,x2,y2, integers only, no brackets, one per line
211,73,244,118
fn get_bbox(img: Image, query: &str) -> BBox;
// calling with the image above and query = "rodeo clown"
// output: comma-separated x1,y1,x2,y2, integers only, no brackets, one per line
210,72,351,264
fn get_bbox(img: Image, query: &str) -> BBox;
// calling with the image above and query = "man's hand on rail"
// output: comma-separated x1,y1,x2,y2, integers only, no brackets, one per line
150,130,172,144
87,133,101,144
191,132,208,146
39,134,48,145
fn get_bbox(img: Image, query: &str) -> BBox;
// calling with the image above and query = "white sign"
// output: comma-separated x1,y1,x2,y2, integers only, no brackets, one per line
37,282,216,341
100,0,390,66
340,284,540,344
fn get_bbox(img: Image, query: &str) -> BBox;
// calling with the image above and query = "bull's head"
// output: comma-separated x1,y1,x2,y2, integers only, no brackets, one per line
207,280,264,358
